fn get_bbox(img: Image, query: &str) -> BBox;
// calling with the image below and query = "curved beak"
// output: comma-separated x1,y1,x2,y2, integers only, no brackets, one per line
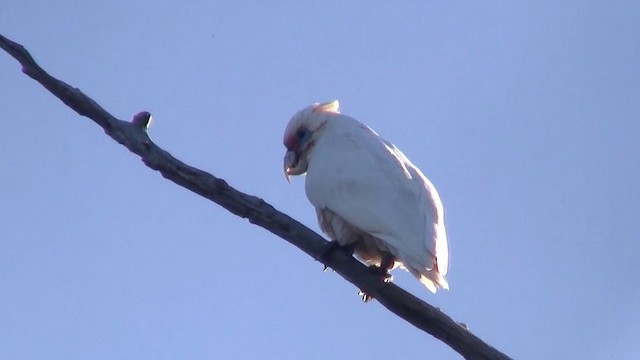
283,150,298,183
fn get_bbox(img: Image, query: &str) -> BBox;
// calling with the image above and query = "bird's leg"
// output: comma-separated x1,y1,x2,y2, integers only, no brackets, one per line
368,253,395,283
358,253,396,302
316,240,355,271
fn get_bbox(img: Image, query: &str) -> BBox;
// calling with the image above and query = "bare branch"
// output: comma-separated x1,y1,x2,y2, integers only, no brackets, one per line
0,33,511,360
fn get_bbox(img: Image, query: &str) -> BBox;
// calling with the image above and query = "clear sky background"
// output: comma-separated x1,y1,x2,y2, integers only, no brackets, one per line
1,1,639,359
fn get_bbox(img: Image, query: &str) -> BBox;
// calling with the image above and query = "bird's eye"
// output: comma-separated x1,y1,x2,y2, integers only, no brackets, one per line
296,128,309,139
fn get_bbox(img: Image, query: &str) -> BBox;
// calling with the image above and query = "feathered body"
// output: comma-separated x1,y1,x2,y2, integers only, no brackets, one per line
283,101,448,292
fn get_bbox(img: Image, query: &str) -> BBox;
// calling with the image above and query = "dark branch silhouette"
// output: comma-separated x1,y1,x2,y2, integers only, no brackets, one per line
0,33,511,360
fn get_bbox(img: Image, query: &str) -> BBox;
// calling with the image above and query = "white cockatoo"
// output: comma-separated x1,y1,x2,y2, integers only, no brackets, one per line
283,100,449,294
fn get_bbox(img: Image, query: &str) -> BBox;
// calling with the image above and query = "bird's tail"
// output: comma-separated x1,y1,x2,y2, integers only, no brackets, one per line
412,263,449,293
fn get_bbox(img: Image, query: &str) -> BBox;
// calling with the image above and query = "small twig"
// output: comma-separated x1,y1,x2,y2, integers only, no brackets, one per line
0,33,511,360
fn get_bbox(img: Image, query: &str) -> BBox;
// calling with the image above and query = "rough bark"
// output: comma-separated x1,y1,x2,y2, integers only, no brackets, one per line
0,33,512,360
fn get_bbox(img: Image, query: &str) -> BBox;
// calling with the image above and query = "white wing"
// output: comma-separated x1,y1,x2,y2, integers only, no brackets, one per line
305,117,448,284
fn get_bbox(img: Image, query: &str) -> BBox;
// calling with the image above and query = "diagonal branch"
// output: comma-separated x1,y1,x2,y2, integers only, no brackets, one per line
0,33,511,360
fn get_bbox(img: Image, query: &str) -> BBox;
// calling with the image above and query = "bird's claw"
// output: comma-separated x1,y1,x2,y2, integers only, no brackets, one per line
357,265,394,302
316,240,354,272
358,290,374,303
369,264,393,283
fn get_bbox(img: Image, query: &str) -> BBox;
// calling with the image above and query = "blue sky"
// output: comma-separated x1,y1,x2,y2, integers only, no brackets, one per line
1,1,639,359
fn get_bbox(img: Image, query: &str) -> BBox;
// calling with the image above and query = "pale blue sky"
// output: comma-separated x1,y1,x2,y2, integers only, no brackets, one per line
1,1,639,359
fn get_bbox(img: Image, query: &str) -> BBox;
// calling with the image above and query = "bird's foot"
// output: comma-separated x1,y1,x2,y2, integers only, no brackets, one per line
316,240,355,271
370,253,395,283
369,264,393,283
357,265,393,303
358,290,374,303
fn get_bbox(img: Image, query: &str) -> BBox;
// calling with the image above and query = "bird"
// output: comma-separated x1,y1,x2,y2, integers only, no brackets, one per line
283,100,449,297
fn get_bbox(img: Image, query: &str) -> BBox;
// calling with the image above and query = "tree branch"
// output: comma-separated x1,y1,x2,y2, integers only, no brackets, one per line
0,33,511,360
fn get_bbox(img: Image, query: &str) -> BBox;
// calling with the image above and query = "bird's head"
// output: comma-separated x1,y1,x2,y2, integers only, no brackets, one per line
283,100,340,182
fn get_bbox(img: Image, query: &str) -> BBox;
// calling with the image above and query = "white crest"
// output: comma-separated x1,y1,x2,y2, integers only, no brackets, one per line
313,100,340,114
